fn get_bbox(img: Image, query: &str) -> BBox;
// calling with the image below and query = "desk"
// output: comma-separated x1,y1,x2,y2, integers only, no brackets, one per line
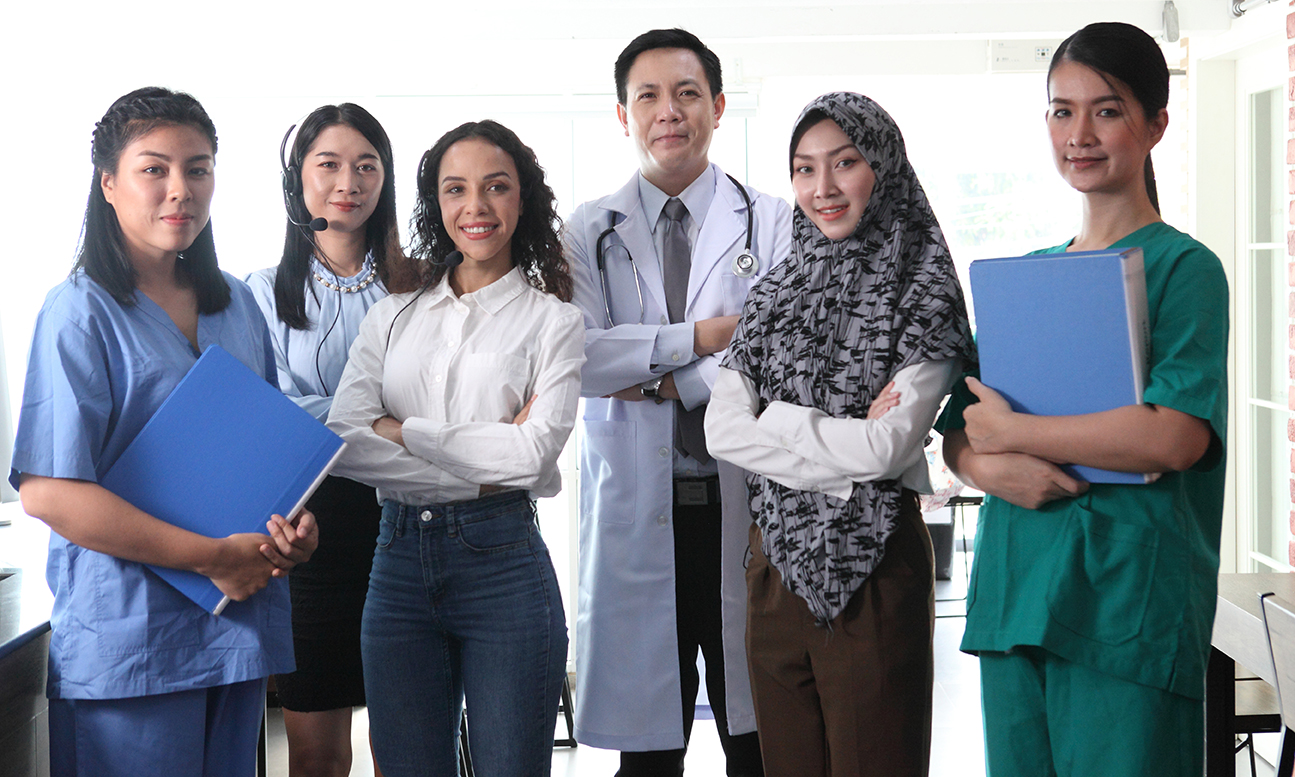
1207,572,1295,777
0,502,53,777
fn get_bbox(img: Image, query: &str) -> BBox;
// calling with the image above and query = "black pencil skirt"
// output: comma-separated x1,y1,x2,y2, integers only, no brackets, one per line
274,475,382,712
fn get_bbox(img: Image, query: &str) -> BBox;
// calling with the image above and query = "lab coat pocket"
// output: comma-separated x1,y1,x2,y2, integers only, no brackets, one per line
1044,505,1159,647
721,273,756,316
579,420,636,525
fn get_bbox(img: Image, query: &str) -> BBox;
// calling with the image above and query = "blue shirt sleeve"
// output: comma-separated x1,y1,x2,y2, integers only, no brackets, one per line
9,288,114,489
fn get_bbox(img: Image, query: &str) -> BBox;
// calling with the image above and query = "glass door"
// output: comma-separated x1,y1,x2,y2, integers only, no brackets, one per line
1238,46,1291,571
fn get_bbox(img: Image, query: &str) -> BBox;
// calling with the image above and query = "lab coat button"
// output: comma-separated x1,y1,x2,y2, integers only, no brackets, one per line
660,316,668,325
435,374,444,383
658,447,669,458
420,511,432,522
657,515,668,526
671,352,680,362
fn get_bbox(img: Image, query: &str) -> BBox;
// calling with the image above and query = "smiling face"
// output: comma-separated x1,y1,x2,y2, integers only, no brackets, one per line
437,137,522,273
1046,59,1167,200
100,123,214,265
617,47,726,196
791,118,877,240
300,123,384,235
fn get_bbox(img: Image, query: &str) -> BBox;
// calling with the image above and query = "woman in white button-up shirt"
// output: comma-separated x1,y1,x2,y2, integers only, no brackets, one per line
326,120,585,777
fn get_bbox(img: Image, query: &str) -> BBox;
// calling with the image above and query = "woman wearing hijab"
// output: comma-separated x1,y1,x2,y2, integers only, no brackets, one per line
705,92,976,777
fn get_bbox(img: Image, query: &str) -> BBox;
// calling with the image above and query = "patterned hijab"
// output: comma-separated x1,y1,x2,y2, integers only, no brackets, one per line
723,92,975,624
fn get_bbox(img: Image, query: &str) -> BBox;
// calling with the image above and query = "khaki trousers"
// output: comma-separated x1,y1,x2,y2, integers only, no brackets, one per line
745,491,934,777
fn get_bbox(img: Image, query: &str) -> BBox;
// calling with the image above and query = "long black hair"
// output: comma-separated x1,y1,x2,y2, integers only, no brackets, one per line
274,103,408,329
74,86,230,312
1049,22,1170,213
409,120,571,301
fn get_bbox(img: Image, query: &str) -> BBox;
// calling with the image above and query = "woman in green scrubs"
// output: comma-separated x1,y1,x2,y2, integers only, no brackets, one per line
939,21,1229,777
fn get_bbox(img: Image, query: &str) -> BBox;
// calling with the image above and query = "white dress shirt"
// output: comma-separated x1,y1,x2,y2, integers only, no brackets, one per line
327,267,586,505
705,358,961,500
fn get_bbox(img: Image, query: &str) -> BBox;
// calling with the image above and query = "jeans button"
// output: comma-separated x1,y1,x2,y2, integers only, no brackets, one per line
420,510,432,522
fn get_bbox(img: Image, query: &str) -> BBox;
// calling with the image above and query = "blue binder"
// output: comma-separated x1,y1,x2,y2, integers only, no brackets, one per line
100,345,346,614
968,248,1150,484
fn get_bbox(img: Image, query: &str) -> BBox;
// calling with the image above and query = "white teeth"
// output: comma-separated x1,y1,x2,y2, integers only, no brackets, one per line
463,226,495,234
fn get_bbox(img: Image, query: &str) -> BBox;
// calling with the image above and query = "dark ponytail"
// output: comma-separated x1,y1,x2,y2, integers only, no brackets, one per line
74,86,230,312
1049,22,1169,214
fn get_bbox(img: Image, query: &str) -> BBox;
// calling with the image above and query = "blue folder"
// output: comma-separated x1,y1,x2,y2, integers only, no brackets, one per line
969,248,1150,484
100,345,346,614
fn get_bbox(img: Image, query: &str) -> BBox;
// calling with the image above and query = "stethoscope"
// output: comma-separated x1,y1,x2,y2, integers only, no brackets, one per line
595,173,758,327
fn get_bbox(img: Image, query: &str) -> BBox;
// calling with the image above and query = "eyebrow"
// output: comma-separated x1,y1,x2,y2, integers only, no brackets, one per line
635,78,702,93
313,151,380,161
136,150,213,163
793,143,858,160
440,171,514,183
1049,94,1123,105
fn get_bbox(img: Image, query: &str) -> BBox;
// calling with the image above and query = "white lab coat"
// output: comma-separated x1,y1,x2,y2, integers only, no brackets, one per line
564,165,792,751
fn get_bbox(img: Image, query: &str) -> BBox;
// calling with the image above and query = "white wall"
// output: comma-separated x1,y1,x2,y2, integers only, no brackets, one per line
0,0,1239,432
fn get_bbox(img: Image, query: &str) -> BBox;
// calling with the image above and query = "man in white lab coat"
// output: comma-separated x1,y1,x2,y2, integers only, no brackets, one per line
564,28,791,777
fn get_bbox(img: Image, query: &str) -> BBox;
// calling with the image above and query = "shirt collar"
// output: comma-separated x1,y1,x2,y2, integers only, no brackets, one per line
310,251,375,284
638,164,716,235
424,265,528,315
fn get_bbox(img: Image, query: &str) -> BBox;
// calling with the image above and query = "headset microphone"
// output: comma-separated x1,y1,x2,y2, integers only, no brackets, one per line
290,214,329,232
444,250,464,268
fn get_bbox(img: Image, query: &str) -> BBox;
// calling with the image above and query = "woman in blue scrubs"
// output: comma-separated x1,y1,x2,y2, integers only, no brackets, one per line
9,86,319,777
247,103,408,777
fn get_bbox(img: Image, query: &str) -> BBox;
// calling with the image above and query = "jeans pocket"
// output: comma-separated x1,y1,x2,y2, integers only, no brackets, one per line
456,508,535,554
374,510,398,550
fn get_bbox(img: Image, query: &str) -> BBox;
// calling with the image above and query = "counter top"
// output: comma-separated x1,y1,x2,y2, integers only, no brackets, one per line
0,501,52,663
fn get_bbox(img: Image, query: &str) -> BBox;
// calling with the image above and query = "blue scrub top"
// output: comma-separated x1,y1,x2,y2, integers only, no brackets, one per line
8,271,294,700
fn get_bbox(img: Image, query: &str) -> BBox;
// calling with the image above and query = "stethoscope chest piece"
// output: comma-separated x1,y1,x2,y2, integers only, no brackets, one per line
732,251,758,278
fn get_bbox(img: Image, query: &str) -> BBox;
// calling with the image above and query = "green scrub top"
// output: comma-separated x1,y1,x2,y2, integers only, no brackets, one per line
938,221,1228,699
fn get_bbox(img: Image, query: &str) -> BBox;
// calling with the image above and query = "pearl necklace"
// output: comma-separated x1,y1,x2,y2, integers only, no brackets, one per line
313,261,377,294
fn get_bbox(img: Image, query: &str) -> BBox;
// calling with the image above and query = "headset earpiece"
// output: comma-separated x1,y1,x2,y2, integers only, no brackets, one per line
279,123,303,203
280,122,327,233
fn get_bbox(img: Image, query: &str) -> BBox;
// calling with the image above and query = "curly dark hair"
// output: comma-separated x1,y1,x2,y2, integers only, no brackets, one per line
408,120,572,302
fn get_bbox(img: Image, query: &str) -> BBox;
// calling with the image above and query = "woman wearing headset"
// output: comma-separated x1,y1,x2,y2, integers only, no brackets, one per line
246,103,409,777
11,86,317,777
326,119,583,777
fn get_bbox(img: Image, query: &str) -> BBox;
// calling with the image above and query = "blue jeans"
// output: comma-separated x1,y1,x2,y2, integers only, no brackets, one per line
362,491,568,777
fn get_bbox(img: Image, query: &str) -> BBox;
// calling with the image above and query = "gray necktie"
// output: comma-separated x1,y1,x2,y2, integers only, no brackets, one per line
662,198,690,325
660,198,711,464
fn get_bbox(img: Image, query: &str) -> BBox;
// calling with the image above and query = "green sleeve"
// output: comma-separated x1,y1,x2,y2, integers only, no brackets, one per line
1139,243,1229,471
934,366,980,434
